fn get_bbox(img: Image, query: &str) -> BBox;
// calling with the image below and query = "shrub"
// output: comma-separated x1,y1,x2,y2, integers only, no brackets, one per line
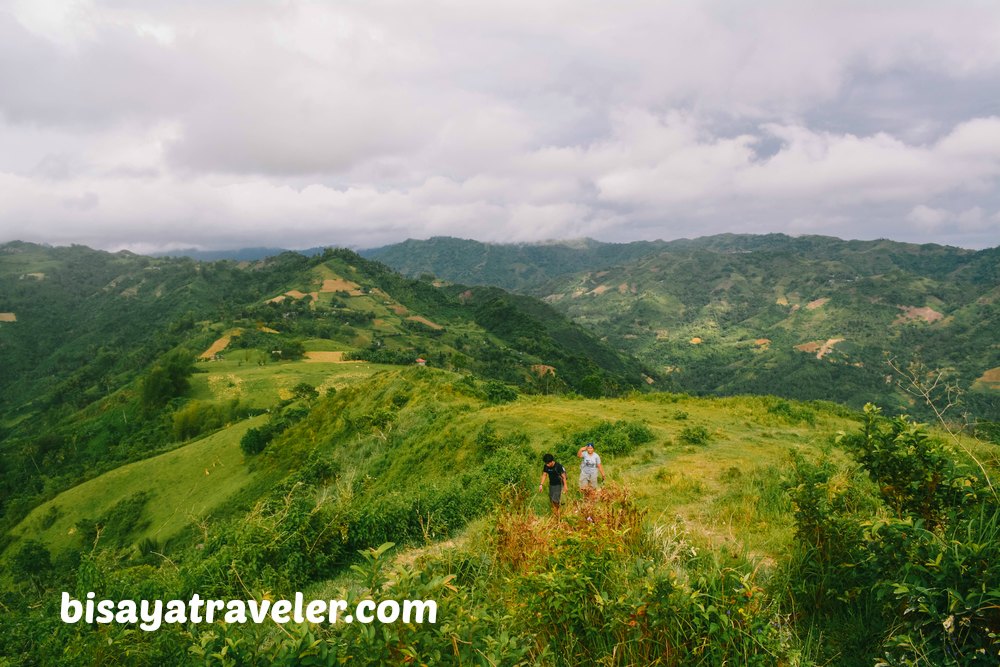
557,420,654,460
291,382,318,400
840,404,982,527
483,380,518,404
240,426,270,455
679,424,710,446
767,398,816,425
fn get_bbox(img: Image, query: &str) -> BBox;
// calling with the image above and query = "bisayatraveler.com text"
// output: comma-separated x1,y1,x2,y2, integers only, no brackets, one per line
61,592,437,631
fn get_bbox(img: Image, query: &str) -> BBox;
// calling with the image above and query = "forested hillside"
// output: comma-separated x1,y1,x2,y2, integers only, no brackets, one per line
369,234,1000,424
362,236,668,291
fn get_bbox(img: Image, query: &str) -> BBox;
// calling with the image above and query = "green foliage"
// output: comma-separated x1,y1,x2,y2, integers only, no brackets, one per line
556,419,654,461
785,408,1000,665
483,380,518,404
347,346,419,365
239,404,307,456
767,398,816,425
9,539,52,587
239,426,270,456
841,404,982,526
291,382,318,400
99,491,153,548
679,424,711,446
172,398,249,441
141,349,196,411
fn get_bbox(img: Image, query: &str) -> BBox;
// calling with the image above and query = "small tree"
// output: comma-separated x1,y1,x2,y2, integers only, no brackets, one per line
291,382,319,401
10,540,52,589
240,426,271,456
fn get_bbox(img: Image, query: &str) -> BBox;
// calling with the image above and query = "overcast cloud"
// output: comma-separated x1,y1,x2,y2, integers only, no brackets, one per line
1,0,999,251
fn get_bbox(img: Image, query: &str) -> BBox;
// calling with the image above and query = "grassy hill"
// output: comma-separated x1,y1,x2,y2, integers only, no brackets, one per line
3,367,997,665
0,242,645,541
368,234,1000,423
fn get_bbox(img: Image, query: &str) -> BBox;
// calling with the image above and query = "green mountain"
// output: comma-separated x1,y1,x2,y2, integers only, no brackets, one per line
0,241,644,532
367,235,1000,422
2,239,998,665
362,236,667,291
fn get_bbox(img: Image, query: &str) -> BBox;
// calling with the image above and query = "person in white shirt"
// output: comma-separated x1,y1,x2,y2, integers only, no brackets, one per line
577,442,605,497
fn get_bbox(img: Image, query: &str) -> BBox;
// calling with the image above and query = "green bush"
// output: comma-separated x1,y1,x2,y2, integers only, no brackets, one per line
484,380,518,404
239,426,271,455
678,424,710,446
557,420,654,460
840,404,982,527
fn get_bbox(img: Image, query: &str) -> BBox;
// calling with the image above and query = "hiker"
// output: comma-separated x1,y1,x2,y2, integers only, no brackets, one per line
539,453,568,515
577,442,605,496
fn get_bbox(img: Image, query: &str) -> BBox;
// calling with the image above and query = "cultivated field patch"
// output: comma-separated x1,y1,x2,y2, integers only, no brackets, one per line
975,367,1000,390
304,351,360,363
200,337,231,359
894,305,944,324
320,278,364,295
795,338,844,359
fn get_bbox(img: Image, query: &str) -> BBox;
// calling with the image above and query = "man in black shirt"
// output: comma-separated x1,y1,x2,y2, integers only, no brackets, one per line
539,453,568,516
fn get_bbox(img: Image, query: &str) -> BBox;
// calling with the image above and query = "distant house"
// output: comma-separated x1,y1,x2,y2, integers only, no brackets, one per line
415,358,427,366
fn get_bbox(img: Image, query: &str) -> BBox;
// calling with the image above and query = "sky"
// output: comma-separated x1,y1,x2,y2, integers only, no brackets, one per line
1,1,999,252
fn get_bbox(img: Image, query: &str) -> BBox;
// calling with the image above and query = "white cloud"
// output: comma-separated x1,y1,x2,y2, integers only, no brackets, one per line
2,1,1000,249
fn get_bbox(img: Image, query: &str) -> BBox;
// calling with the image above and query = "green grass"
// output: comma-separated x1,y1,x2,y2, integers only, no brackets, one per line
8,416,267,555
188,357,390,407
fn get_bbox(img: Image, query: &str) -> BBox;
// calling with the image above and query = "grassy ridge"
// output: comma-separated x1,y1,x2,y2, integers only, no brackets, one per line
2,368,998,664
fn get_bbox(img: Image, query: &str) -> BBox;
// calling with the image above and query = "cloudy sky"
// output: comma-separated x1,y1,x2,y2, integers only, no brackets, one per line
1,0,999,252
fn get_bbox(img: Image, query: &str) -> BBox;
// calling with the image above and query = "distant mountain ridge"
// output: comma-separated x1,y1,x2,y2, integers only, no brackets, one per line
367,234,1000,421
361,236,670,291
151,246,328,261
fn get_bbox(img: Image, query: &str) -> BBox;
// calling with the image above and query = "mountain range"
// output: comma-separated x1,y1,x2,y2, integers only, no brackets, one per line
365,234,1000,422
